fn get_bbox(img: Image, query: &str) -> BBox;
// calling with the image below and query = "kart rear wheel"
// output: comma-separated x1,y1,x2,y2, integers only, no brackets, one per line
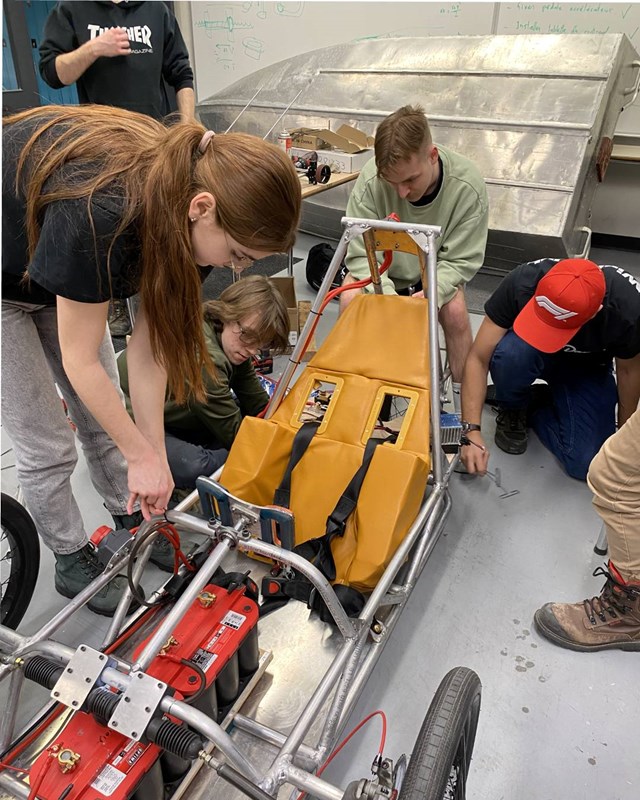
1,493,40,629
398,667,481,800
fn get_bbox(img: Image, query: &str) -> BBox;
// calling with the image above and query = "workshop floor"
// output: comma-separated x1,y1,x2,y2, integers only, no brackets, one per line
1,236,638,800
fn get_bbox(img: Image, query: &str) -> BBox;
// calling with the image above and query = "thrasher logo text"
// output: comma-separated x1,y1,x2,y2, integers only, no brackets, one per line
88,24,152,48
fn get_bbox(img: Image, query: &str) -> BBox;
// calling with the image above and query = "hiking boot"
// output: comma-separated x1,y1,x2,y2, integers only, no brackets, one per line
534,562,640,652
149,535,178,573
108,299,132,337
55,543,140,617
495,408,528,455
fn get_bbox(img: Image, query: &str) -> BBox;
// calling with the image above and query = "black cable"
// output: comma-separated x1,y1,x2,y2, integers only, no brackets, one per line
126,522,173,607
180,658,208,705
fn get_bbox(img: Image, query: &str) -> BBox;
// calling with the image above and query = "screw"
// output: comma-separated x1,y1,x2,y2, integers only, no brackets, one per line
188,676,197,684
131,732,138,739
145,706,151,713
53,691,60,697
99,655,105,661
66,668,73,673
71,700,78,707
80,646,86,652
124,697,131,703
85,678,91,684
112,721,118,727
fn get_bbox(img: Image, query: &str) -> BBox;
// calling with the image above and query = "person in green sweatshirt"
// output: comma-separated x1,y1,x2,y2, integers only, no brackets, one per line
340,105,489,404
118,275,289,491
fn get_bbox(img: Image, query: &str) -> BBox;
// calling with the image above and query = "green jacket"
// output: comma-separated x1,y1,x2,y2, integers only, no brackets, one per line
117,320,269,450
345,145,489,307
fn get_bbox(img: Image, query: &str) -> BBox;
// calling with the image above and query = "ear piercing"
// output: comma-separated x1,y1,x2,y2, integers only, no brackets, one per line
189,217,197,223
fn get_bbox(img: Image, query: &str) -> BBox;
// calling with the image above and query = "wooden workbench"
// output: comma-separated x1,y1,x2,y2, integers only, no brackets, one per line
299,170,358,198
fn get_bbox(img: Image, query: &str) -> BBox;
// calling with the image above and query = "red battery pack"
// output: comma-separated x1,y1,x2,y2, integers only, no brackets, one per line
29,712,161,800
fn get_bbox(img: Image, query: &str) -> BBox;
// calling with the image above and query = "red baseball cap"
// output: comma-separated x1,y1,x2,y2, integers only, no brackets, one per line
513,259,605,353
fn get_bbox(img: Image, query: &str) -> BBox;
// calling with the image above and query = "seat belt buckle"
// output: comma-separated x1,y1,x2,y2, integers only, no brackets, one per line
261,574,289,599
326,513,346,538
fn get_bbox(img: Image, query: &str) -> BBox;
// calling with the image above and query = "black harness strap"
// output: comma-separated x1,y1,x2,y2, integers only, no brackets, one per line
273,421,320,509
262,432,396,623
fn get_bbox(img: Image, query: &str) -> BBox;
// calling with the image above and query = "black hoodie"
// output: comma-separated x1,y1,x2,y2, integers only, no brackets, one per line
39,1,193,120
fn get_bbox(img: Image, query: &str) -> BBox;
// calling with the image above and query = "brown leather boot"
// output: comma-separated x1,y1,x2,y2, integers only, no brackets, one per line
534,562,640,652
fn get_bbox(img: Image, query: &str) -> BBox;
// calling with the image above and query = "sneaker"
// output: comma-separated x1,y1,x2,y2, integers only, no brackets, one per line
494,408,528,455
534,562,640,652
108,299,132,337
149,535,178,573
55,544,140,617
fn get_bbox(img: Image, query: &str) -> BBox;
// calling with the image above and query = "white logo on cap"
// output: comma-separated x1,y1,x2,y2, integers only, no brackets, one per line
535,296,578,320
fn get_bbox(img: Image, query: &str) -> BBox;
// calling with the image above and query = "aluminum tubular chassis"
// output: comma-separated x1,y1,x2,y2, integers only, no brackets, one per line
0,216,466,800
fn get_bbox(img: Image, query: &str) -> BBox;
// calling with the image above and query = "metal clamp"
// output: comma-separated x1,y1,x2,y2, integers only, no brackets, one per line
50,644,109,710
574,226,592,259
622,60,640,109
108,672,167,741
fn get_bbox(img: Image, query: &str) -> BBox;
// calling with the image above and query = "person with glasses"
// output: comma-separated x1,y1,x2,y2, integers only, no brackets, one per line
117,276,290,552
2,105,300,613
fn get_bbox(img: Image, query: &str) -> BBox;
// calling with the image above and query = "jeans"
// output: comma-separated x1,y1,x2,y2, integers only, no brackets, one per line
165,431,228,490
1,301,132,554
588,406,640,581
489,330,617,480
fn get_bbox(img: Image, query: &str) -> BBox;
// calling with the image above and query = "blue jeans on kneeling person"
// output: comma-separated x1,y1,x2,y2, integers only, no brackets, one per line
489,330,617,480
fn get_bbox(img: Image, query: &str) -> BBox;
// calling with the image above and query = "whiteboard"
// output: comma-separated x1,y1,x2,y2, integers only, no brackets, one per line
191,1,495,100
495,2,640,136
190,1,640,136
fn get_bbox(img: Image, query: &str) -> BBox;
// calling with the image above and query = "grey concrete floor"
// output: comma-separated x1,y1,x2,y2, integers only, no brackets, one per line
1,237,639,799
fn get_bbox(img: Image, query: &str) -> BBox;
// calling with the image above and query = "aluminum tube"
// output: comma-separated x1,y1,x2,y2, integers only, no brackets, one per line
0,626,23,651
316,630,367,759
404,493,452,589
274,636,359,763
342,218,441,236
9,544,136,655
0,669,24,752
130,539,233,672
231,715,318,770
361,485,444,619
236,538,356,640
338,499,452,730
266,235,351,417
0,772,29,799
162,697,262,784
283,764,344,800
102,531,156,649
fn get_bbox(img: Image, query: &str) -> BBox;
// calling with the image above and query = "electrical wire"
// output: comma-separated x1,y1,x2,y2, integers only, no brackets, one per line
126,521,194,607
295,710,388,800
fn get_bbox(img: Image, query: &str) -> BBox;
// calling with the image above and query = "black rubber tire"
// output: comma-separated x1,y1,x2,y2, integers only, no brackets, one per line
1,493,40,629
398,667,482,800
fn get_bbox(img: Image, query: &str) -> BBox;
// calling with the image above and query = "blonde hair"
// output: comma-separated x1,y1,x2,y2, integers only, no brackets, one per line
375,105,433,177
204,275,290,354
6,104,301,403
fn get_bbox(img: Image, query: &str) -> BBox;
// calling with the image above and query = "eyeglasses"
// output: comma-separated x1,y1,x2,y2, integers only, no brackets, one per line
232,321,260,344
232,322,274,350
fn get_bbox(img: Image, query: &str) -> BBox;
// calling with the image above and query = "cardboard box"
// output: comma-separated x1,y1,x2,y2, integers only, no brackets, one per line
270,276,317,360
290,123,375,173
290,146,373,174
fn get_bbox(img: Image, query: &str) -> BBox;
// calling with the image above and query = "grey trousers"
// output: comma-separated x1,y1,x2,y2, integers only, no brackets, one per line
2,301,131,554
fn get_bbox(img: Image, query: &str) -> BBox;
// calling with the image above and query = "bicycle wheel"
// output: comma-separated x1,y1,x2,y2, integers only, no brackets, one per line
1,493,40,629
398,667,481,800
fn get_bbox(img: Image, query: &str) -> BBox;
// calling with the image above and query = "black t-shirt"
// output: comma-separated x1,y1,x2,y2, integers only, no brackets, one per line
2,114,141,305
485,258,640,363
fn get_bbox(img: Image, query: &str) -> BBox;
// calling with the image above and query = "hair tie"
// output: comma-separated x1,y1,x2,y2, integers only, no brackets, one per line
198,130,215,154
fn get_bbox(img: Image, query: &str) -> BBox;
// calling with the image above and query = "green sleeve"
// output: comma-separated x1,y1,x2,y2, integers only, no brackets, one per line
230,360,270,417
435,201,489,306
344,169,398,296
189,359,244,450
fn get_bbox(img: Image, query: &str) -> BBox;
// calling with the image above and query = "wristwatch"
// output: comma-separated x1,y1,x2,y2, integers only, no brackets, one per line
460,421,482,434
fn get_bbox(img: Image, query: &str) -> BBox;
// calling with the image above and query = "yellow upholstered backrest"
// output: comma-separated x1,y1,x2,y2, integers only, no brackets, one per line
220,294,432,591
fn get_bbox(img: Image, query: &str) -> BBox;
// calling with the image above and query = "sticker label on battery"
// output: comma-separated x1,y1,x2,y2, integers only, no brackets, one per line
191,648,219,672
91,763,127,796
221,611,246,630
